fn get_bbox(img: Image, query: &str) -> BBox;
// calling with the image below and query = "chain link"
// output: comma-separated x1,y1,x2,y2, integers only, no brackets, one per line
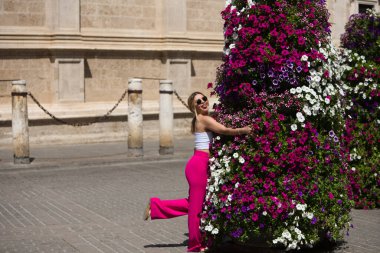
173,90,190,111
28,89,128,127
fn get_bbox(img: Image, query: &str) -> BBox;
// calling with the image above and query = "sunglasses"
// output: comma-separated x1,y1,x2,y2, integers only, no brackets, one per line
196,96,208,105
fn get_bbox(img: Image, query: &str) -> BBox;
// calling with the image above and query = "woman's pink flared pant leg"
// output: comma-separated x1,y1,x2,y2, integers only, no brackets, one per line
150,150,209,252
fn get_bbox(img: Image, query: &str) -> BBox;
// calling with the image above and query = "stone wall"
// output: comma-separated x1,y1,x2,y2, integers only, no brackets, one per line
84,51,165,102
0,0,45,27
191,53,221,93
0,51,53,104
187,0,224,33
81,0,156,30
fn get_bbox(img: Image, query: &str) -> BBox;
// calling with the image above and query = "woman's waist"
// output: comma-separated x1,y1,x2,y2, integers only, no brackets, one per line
193,149,210,157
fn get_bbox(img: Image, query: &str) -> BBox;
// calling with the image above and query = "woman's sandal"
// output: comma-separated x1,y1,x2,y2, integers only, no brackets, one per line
200,247,208,252
143,203,151,221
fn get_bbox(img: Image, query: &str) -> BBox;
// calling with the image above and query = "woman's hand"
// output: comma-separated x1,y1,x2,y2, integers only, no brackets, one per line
240,126,251,134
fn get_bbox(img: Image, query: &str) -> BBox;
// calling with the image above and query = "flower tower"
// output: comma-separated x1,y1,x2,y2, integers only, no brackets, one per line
341,10,380,209
201,0,353,250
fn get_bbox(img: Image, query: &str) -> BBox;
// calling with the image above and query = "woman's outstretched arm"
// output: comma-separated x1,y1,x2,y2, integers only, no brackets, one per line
198,115,251,135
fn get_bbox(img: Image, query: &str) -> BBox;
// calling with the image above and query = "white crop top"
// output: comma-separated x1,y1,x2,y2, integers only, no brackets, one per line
194,131,213,150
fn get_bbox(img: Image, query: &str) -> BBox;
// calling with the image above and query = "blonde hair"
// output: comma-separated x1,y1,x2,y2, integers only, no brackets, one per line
187,91,204,134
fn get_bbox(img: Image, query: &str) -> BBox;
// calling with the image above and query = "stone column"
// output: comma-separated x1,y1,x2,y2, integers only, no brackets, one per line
128,78,143,157
159,80,174,155
11,80,30,164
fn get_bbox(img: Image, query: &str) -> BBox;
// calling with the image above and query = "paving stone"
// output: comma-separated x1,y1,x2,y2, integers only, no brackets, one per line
0,139,379,253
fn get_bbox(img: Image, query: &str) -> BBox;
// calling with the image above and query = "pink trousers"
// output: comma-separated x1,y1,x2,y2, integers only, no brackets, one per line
150,150,209,252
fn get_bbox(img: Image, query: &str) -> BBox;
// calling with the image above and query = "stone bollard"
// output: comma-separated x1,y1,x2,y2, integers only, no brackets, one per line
128,78,143,157
159,80,174,155
11,80,30,164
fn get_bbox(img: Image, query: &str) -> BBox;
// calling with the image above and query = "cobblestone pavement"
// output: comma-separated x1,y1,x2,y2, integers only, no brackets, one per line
0,141,379,253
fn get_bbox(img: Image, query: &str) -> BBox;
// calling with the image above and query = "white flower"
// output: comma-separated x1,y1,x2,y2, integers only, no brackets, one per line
306,212,313,219
263,211,267,216
301,55,308,61
324,97,330,104
282,230,292,240
296,87,302,93
291,124,297,131
247,0,255,8
233,152,239,158
239,156,245,164
235,182,239,188
216,136,221,140
205,224,213,231
351,167,356,172
303,106,312,116
296,203,306,211
229,43,235,49
290,88,296,94
296,112,305,123
313,75,321,83
211,228,219,235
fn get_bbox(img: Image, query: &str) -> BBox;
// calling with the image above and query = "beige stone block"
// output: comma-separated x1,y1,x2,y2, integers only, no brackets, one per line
7,0,29,13
81,3,96,16
28,1,45,13
82,16,102,28
3,0,17,12
136,0,154,6
135,18,155,30
81,16,92,28
18,13,44,26
0,13,18,26
98,4,117,16
119,6,143,17
143,7,155,18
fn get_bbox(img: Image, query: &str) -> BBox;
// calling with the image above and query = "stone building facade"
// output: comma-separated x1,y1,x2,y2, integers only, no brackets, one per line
0,0,379,146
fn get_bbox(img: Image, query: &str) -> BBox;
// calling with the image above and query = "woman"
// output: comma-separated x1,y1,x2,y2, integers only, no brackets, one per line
144,91,251,252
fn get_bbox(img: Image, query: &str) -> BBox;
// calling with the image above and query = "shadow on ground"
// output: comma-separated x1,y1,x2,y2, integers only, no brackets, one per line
208,240,348,253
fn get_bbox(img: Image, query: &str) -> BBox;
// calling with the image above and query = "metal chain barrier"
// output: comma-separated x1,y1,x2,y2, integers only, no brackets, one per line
28,89,128,127
173,89,190,111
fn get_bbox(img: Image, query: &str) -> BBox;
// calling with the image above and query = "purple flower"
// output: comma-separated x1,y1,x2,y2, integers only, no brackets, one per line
333,136,339,143
329,130,335,137
231,228,243,238
296,66,303,73
311,216,318,224
273,79,279,86
252,80,258,85
290,78,297,85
